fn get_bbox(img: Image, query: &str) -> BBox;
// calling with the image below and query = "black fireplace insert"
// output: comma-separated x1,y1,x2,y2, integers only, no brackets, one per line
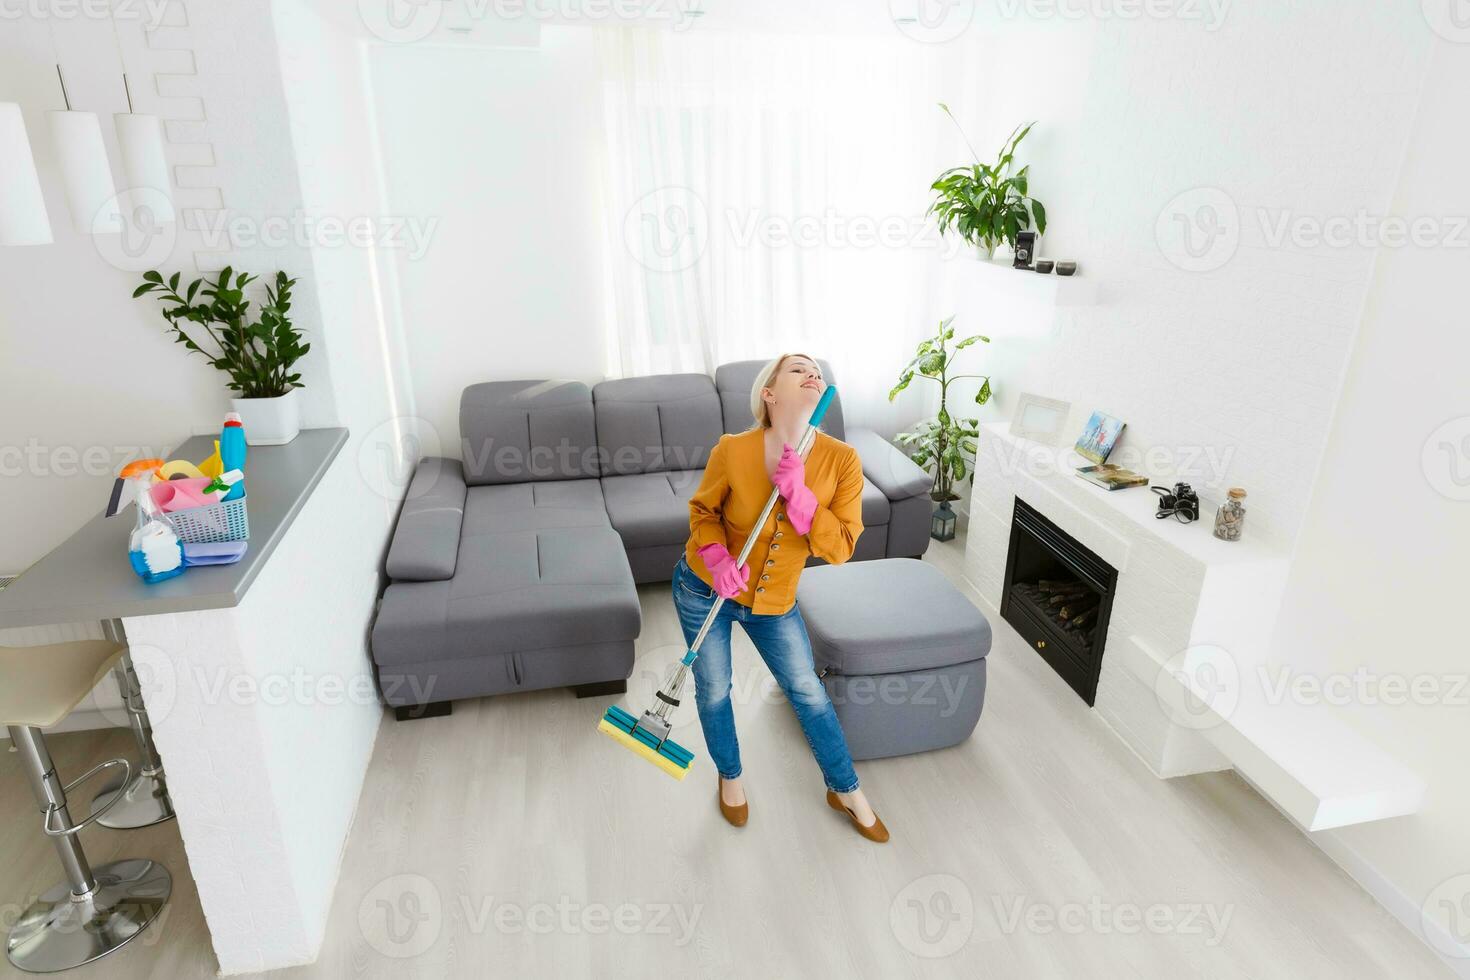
1001,497,1119,705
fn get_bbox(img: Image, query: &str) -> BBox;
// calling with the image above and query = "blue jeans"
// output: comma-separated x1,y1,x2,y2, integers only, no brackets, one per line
671,556,859,793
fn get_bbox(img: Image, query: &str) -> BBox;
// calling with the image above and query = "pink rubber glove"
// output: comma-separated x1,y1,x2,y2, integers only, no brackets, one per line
696,542,750,599
772,443,818,535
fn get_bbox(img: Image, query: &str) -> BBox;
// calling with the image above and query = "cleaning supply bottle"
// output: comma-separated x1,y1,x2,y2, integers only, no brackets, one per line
220,413,247,501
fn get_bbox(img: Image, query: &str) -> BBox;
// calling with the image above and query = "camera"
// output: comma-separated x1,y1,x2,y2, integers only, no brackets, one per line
1151,482,1200,523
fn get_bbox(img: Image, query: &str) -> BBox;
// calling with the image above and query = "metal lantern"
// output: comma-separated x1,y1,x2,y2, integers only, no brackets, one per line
931,501,957,541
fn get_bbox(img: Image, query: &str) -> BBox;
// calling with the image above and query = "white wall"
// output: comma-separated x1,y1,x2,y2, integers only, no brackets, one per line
366,28,608,458
0,1,336,572
1270,35,1470,967
935,3,1432,546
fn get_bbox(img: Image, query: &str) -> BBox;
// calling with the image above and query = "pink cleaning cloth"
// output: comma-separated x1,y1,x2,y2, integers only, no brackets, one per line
149,477,217,513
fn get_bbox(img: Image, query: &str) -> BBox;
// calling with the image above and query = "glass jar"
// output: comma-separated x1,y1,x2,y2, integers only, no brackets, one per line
1213,487,1247,541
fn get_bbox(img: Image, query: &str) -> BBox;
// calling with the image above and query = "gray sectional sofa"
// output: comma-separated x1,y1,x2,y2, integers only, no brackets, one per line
370,360,935,718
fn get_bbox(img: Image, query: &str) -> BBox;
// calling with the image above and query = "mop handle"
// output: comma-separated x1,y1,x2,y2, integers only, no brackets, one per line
681,386,836,665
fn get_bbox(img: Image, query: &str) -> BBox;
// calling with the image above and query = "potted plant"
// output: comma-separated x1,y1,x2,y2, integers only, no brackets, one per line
888,316,991,541
134,267,308,445
926,104,1047,260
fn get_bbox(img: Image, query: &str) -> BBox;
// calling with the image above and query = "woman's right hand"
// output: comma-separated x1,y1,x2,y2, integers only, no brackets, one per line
696,542,750,599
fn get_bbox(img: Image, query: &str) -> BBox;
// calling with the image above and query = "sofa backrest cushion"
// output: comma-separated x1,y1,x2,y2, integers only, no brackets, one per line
593,373,723,476
714,358,845,440
460,380,600,486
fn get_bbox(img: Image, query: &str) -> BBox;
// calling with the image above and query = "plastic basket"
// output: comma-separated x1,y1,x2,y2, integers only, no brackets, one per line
162,494,250,544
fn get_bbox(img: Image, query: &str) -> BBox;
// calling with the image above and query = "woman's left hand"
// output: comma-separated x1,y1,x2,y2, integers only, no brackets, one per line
773,443,818,534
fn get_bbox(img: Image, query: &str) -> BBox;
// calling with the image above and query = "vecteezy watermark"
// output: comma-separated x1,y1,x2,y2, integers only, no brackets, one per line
1158,187,1470,272
1257,665,1470,708
1423,416,1470,501
995,0,1230,30
358,0,702,44
1422,0,1470,44
0,0,171,27
359,874,444,959
889,0,976,44
1156,187,1240,273
623,186,964,273
194,210,439,261
0,439,171,479
890,874,975,958
1153,643,1239,730
458,895,702,944
988,434,1238,488
991,895,1235,946
357,416,444,502
1422,873,1470,959
91,188,178,272
623,186,709,273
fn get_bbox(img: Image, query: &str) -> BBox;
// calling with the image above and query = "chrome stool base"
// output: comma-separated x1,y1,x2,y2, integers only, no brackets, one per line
5,859,171,974
91,767,175,830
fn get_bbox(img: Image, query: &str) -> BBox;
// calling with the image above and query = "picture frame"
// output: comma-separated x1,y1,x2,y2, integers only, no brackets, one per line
1010,393,1072,445
1074,410,1126,465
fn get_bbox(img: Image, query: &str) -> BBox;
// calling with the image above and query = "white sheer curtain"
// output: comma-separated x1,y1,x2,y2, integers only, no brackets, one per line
596,27,950,430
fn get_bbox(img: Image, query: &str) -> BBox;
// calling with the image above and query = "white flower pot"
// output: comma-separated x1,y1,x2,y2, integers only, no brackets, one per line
230,390,301,446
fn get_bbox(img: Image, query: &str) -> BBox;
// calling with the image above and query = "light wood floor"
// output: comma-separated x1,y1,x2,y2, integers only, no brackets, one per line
0,534,1452,979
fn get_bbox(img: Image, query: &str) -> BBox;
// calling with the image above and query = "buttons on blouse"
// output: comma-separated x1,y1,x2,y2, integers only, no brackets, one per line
756,587,766,593
771,543,780,551
774,531,783,539
760,574,769,581
766,559,775,567
775,513,784,522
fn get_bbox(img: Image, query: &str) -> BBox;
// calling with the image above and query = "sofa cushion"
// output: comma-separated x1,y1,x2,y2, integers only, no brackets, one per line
593,374,723,476
714,358,845,440
600,469,704,549
372,525,640,665
462,480,609,535
859,477,891,528
460,380,600,486
384,458,467,582
797,559,991,676
845,427,932,501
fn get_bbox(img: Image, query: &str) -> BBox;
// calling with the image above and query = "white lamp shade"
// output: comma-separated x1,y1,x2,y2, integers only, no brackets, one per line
114,112,175,224
0,103,53,246
48,109,121,235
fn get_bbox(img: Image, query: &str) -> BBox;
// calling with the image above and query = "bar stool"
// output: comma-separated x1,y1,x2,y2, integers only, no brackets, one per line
2,640,171,973
88,619,176,829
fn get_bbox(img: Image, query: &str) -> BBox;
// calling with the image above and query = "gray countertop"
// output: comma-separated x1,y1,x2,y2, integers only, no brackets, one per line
0,427,348,629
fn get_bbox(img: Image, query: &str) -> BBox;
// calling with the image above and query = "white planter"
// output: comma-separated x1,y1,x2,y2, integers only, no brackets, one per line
230,390,301,446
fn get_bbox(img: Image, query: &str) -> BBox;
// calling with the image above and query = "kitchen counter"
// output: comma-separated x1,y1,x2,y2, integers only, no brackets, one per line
0,428,348,629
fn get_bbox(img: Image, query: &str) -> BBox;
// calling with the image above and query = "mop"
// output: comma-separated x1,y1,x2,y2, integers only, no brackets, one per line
597,385,838,779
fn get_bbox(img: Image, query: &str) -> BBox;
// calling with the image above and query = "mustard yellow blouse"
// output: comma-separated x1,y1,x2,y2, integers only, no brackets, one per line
683,427,864,615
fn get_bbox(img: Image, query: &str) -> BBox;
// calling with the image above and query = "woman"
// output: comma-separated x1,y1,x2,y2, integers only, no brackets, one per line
673,353,888,843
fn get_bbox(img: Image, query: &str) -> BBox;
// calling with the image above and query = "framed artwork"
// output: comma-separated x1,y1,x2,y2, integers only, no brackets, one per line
1075,411,1125,465
1010,393,1072,445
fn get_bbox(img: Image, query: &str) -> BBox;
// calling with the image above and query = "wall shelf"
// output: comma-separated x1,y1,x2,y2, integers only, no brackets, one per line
969,255,1098,308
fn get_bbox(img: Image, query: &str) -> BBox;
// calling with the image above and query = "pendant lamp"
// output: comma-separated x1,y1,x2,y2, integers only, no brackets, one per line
0,102,53,245
47,65,121,234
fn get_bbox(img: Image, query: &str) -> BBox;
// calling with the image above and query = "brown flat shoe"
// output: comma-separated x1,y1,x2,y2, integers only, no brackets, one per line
718,779,748,827
826,790,889,843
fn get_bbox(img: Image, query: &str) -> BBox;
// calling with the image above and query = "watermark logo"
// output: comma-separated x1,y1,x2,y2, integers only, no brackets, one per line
1156,187,1239,272
91,188,177,272
359,874,443,958
96,643,178,731
1154,643,1239,730
358,416,444,501
992,895,1234,945
359,0,442,43
1423,417,1470,501
623,186,708,273
994,0,1230,30
889,0,975,43
1422,873,1470,958
890,874,974,957
1422,0,1470,43
0,0,172,28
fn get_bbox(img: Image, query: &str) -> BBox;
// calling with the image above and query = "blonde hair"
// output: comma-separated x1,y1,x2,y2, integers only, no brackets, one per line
746,352,821,431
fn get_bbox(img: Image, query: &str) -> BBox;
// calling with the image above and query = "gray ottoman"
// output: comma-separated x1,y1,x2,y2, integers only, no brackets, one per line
797,559,991,760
